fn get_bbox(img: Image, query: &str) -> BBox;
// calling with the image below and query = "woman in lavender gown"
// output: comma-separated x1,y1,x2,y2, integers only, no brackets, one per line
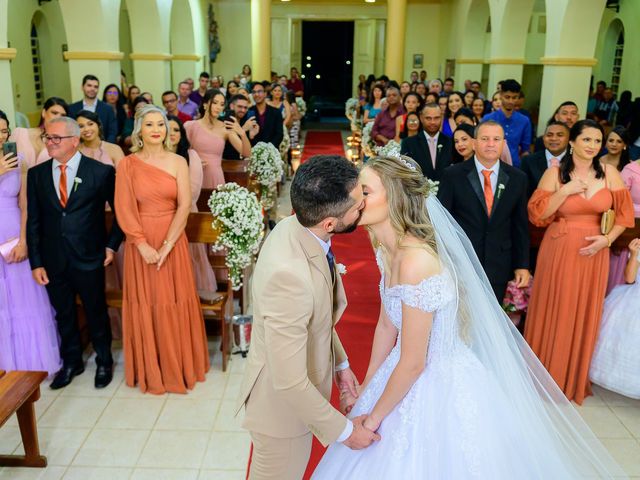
0,110,61,374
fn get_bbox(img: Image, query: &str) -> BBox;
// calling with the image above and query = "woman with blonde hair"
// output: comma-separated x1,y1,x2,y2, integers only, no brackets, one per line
115,104,209,394
313,154,625,478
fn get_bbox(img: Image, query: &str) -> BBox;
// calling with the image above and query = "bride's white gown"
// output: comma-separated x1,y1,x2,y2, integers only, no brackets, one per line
313,250,576,479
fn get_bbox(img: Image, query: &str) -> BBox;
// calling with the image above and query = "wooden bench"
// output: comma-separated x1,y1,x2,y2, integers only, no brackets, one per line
0,370,47,468
530,218,640,248
87,212,234,372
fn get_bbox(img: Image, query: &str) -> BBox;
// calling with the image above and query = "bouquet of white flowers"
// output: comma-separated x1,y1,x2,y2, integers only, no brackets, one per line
361,122,375,157
295,97,307,117
345,98,361,130
249,142,284,209
279,126,290,160
208,183,264,290
375,140,401,158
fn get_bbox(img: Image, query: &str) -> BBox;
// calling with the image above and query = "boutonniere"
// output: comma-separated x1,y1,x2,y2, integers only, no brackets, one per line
336,263,347,275
496,183,505,200
437,144,442,153
73,177,82,192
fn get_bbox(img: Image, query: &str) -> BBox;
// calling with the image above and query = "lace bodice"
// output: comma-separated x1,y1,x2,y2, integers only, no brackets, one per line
376,249,460,355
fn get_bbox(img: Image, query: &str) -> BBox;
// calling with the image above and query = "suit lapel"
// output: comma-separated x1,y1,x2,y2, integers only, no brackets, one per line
490,164,510,218
418,135,434,176
435,136,447,171
466,163,487,215
65,156,87,208
43,161,63,212
294,219,333,293
333,268,347,326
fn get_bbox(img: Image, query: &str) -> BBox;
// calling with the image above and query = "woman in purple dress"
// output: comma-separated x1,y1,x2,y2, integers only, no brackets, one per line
0,110,61,375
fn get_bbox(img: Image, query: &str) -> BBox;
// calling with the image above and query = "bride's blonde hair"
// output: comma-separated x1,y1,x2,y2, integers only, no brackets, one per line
365,155,437,253
365,154,471,342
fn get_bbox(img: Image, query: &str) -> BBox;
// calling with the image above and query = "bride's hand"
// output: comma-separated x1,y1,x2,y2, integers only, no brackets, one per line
363,414,381,432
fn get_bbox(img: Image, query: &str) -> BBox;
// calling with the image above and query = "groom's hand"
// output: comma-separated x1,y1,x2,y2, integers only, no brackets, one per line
342,415,381,450
336,367,359,401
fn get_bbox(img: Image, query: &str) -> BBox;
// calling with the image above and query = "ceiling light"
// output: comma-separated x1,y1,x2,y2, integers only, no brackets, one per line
315,74,321,79
346,60,351,65
306,56,311,60
306,63,311,68
365,0,376,3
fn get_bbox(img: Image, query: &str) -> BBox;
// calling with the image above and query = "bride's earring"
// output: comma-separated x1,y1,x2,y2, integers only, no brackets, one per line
570,146,574,155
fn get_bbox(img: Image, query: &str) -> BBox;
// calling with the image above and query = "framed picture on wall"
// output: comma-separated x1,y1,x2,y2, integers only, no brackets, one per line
413,54,423,69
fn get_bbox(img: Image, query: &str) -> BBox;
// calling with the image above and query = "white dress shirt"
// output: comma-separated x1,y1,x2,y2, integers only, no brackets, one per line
474,156,500,194
52,151,82,201
82,98,98,113
306,228,353,443
545,149,566,168
423,130,440,145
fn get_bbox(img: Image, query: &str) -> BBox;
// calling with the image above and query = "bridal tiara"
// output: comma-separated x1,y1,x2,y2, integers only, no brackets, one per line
388,152,417,171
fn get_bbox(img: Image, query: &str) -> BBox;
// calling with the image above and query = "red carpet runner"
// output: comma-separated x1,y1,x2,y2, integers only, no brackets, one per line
246,131,380,479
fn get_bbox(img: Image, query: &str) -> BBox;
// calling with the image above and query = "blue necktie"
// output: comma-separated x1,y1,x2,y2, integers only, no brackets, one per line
326,248,335,283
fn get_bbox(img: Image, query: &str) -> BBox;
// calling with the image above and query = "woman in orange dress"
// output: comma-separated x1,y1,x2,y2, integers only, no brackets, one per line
525,119,634,404
115,105,209,394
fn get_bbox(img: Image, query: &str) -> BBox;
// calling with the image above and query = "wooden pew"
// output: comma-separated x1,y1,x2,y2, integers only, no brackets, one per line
529,218,640,249
96,212,233,371
0,370,48,468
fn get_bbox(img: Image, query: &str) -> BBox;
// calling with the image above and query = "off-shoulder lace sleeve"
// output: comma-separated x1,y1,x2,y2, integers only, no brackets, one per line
528,189,555,227
612,188,635,228
398,274,453,313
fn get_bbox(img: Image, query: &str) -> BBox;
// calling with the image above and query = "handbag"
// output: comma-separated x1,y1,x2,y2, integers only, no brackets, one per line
0,237,19,261
601,209,615,235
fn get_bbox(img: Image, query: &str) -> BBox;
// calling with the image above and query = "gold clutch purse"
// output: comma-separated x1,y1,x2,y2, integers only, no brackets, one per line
601,209,615,235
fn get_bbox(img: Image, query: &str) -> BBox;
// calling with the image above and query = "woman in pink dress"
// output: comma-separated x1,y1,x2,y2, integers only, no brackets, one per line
167,114,217,294
75,110,126,337
10,97,68,168
184,89,250,188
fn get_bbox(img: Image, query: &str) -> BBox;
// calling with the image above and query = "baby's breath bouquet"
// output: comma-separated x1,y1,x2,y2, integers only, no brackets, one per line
295,97,307,117
208,183,264,289
361,122,375,157
345,98,361,130
249,142,284,209
375,140,401,157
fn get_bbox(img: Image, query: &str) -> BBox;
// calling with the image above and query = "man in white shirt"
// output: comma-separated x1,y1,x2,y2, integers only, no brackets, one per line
520,121,570,198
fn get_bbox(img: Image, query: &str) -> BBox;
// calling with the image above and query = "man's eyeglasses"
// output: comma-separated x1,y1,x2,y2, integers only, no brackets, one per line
40,134,75,144
106,90,119,95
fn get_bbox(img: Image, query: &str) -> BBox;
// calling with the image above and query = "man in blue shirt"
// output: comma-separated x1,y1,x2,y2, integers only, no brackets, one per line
482,79,531,167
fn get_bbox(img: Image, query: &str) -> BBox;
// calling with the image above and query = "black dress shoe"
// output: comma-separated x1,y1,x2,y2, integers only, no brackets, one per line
50,364,85,390
94,365,113,389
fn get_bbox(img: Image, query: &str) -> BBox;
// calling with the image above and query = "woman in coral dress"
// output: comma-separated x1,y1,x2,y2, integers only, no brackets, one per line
525,120,634,404
115,105,209,394
184,88,250,188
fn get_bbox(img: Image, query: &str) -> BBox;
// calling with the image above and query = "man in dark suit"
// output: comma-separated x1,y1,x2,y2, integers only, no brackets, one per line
248,82,283,148
27,117,123,389
520,121,569,198
68,74,118,143
400,103,452,181
438,120,530,301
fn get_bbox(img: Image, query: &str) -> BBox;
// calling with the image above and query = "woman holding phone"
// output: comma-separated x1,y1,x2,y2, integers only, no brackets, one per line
0,110,61,375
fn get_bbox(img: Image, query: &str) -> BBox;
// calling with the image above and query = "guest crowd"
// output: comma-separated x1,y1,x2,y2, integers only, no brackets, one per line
1,64,640,409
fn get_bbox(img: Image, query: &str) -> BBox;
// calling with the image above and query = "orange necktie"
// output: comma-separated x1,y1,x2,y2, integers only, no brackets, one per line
482,169,493,216
59,164,68,208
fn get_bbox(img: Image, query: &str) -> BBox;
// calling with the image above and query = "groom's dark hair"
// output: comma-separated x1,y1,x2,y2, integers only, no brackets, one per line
291,155,359,227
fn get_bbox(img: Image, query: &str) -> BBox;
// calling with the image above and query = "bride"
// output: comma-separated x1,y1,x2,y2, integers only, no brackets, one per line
312,155,625,479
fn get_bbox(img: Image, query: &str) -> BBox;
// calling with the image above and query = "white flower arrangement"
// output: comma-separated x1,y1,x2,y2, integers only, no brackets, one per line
336,263,347,275
374,140,401,158
249,141,285,209
208,183,264,290
279,126,291,160
427,178,440,196
361,122,375,157
295,97,307,117
496,183,505,200
345,98,362,131
73,177,82,192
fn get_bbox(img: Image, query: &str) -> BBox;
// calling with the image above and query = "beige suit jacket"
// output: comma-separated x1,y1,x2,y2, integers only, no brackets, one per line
236,215,349,446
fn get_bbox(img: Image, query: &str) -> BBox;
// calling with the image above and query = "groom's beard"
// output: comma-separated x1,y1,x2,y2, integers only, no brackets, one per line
333,211,362,235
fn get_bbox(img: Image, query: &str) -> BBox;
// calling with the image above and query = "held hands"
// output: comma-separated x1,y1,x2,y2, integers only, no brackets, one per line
156,241,173,270
137,242,160,265
342,415,381,450
336,368,359,415
579,235,610,257
512,269,531,288
0,153,18,176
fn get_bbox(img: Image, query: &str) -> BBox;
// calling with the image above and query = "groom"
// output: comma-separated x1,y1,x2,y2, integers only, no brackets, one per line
236,155,380,480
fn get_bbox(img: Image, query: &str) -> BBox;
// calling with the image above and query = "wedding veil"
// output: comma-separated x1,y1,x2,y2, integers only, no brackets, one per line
425,194,626,479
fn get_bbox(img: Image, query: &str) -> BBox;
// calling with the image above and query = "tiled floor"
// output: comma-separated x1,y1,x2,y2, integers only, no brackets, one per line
0,343,250,480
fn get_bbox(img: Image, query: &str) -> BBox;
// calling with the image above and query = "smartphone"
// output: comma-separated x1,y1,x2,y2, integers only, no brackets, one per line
2,141,17,158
